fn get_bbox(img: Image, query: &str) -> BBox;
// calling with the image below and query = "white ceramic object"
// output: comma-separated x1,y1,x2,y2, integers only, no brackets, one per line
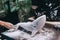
16,15,46,36
2,15,46,40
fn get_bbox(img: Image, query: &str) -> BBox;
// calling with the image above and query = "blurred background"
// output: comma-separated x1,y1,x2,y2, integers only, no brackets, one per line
0,0,60,40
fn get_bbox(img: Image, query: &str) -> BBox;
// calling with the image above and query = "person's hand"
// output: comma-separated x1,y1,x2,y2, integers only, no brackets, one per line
0,21,14,29
28,16,35,21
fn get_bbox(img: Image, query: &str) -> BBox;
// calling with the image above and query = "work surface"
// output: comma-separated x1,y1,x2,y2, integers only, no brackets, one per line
28,28,59,40
2,27,60,40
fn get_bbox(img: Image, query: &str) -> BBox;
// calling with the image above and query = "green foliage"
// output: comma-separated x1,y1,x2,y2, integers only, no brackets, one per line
0,0,6,17
0,0,32,22
17,0,32,22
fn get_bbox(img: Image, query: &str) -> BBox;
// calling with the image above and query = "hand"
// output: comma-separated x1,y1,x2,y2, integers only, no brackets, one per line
28,16,35,21
7,29,17,32
0,21,14,29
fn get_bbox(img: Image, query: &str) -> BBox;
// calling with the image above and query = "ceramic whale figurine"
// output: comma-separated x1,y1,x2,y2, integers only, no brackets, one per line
2,15,46,40
15,15,46,36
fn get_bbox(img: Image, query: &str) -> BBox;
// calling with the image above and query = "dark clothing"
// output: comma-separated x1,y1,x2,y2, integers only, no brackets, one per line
56,7,60,21
0,11,19,24
31,0,50,20
31,0,60,21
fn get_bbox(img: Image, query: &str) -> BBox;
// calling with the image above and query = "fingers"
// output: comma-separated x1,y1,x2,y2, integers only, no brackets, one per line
0,21,14,29
4,22,14,29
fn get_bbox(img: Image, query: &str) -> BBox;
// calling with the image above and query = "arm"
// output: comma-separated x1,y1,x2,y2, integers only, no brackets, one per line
0,20,14,29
